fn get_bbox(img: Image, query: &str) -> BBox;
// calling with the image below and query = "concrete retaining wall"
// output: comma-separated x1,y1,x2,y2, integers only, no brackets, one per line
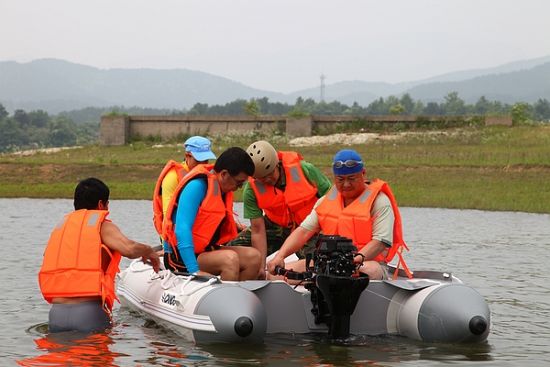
99,114,511,145
100,116,129,146
129,115,286,140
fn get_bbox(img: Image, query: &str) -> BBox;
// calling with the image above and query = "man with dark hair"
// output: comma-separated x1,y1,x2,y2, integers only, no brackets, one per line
163,147,261,281
74,177,110,209
39,177,160,333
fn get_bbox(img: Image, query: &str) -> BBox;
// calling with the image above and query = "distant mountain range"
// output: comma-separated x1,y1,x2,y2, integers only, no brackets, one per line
1,56,550,114
289,55,550,105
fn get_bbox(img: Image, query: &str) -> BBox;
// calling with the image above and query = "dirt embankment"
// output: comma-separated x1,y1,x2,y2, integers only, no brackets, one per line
7,146,83,156
288,131,458,146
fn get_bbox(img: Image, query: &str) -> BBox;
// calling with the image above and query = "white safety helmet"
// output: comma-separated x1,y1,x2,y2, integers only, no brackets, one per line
246,140,278,178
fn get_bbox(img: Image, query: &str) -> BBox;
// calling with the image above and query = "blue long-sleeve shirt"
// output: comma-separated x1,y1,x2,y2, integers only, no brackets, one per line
163,178,207,273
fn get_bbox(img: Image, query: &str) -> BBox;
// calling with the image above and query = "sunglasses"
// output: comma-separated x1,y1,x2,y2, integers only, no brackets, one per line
332,160,363,168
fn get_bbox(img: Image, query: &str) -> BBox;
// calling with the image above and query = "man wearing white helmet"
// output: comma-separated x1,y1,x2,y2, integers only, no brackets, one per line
230,140,331,278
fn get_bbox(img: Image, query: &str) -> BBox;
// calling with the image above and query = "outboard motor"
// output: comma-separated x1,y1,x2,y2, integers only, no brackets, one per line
307,235,369,339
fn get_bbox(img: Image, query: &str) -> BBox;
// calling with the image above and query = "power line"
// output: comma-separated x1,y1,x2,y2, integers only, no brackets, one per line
320,74,326,102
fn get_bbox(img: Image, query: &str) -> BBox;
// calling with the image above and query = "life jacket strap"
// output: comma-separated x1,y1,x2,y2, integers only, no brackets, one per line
392,246,413,279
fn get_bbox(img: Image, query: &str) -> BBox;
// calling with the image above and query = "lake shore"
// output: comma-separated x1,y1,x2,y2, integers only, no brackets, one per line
1,125,549,213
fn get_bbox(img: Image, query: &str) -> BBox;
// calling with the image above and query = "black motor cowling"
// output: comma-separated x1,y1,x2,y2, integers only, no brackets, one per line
311,235,358,277
307,235,369,339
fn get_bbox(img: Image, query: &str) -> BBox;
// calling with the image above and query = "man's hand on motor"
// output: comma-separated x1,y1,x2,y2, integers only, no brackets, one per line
266,255,285,275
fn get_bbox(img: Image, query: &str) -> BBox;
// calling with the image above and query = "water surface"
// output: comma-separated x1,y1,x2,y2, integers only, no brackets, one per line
2,199,549,366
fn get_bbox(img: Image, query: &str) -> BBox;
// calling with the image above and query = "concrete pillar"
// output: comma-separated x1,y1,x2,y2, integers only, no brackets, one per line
100,115,129,145
286,116,312,137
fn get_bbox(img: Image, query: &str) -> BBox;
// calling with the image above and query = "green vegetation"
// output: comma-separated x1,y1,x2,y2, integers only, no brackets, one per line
3,94,550,153
0,106,98,153
1,124,549,213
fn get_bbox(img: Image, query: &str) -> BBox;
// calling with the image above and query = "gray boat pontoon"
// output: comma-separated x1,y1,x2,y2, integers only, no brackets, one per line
117,236,490,344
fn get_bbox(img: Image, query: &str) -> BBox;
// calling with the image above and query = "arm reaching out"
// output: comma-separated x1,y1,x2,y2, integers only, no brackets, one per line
101,221,160,272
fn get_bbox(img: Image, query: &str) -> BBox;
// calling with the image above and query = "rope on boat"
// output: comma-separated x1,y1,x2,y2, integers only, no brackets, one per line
129,258,154,273
174,276,219,309
178,276,219,296
158,270,177,289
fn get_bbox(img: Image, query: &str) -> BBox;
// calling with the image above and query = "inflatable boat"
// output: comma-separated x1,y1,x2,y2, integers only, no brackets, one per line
117,237,490,344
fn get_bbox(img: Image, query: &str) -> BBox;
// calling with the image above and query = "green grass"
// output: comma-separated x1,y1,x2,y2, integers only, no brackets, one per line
378,166,550,213
1,125,549,213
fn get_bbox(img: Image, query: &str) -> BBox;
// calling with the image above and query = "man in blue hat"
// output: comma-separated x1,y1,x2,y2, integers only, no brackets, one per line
153,136,217,240
267,149,411,280
183,136,218,163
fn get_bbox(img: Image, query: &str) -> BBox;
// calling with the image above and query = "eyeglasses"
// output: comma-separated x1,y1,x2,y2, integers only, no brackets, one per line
333,160,363,169
229,175,247,188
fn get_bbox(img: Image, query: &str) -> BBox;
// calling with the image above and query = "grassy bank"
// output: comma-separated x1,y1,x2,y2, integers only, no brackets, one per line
1,125,549,213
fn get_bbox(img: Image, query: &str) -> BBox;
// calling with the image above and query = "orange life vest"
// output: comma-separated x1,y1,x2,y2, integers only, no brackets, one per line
152,160,189,235
38,210,122,313
248,151,319,228
162,164,238,254
315,179,412,278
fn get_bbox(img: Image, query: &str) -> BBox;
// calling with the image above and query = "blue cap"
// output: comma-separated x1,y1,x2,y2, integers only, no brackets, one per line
184,136,216,161
332,149,364,175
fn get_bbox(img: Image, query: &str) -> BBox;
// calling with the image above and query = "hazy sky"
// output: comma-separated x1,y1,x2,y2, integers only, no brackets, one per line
2,0,549,93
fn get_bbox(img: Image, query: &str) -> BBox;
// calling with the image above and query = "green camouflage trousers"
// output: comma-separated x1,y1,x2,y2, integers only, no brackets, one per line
227,216,318,259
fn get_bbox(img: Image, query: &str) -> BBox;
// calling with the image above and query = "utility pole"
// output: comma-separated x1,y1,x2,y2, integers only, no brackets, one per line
320,74,326,103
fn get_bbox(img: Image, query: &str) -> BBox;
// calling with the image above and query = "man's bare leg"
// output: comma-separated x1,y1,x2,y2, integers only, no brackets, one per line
220,246,261,280
197,250,240,280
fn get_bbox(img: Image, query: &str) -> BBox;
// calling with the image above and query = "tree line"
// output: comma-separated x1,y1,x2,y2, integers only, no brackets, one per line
2,92,549,153
0,104,98,153
187,93,550,121
40,92,550,124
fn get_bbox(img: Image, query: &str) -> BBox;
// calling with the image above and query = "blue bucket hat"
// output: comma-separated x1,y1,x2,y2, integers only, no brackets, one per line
332,149,364,175
184,136,216,161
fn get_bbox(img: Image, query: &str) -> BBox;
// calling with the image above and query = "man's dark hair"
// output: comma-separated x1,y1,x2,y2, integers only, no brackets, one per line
74,177,110,210
214,147,255,176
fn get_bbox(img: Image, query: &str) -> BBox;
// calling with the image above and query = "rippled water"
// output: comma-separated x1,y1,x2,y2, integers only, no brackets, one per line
2,198,549,366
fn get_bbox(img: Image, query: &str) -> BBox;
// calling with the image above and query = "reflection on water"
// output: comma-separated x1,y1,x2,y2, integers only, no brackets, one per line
17,325,124,367
201,333,493,366
2,199,550,366
17,321,495,367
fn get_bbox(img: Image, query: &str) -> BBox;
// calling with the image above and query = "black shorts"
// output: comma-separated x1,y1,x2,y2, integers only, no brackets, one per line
164,252,188,272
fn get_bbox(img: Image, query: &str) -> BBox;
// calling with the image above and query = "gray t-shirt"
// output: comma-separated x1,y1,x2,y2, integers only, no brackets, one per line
300,192,394,246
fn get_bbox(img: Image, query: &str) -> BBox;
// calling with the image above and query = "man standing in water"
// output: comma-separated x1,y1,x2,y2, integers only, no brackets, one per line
39,177,160,333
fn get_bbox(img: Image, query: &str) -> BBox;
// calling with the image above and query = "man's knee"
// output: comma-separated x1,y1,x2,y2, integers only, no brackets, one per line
223,250,240,266
246,246,262,265
360,261,386,280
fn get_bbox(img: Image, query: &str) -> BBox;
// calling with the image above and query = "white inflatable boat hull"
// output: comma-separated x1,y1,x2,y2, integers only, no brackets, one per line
117,260,490,344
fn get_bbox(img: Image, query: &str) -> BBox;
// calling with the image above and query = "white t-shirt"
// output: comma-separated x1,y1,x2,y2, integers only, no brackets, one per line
300,191,394,246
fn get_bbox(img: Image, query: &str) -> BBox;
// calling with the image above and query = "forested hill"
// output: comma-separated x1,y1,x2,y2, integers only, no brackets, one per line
405,62,550,103
289,60,550,107
1,57,550,114
0,59,282,114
